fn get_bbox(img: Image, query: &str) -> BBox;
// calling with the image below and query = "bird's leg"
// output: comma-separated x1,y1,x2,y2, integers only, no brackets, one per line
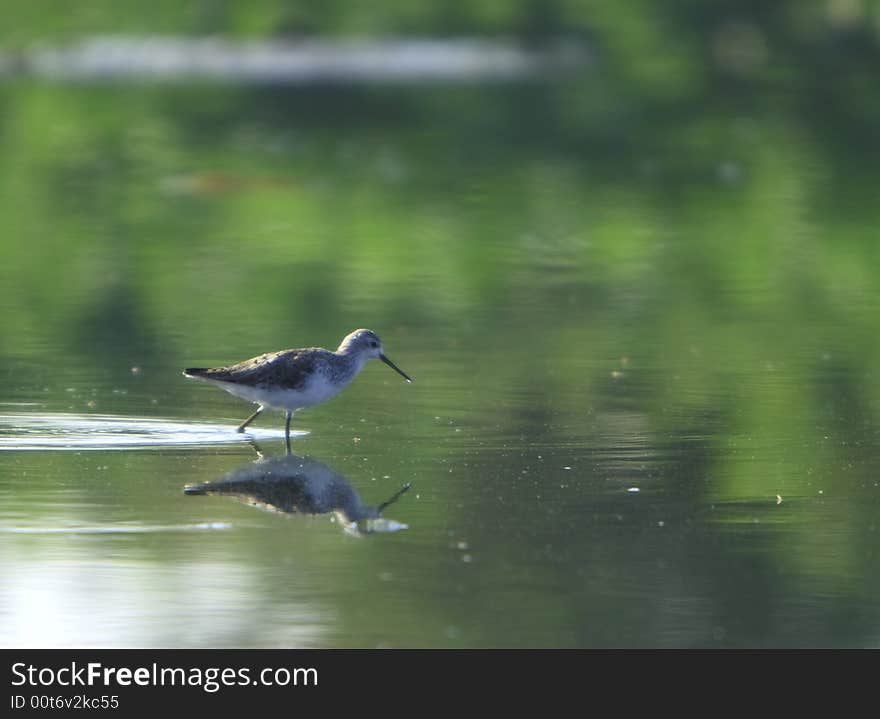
246,437,265,460
237,405,264,433
377,482,412,514
285,411,293,455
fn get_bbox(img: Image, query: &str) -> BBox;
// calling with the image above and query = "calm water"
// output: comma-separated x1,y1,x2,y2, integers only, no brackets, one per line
2,30,880,647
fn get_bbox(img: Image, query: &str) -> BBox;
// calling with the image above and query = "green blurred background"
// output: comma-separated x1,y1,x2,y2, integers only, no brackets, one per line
1,1,880,647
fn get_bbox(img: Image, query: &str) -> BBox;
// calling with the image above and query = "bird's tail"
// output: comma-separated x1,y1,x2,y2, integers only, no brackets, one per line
183,484,208,495
182,368,209,378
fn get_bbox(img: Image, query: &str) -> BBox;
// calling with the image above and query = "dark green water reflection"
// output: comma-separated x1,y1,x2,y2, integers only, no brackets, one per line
2,11,880,647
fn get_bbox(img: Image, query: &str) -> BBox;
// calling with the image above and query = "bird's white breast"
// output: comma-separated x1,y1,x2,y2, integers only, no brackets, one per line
213,375,348,411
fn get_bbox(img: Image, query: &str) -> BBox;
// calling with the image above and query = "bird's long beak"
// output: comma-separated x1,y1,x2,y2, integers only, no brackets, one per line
380,354,413,383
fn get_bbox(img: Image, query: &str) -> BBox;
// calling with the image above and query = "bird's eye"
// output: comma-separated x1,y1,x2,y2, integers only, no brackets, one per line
370,341,378,348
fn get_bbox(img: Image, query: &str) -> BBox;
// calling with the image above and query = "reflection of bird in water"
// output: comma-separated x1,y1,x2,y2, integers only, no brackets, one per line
183,451,410,535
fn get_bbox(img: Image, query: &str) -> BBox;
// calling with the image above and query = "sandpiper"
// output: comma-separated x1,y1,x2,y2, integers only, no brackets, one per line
183,328,412,448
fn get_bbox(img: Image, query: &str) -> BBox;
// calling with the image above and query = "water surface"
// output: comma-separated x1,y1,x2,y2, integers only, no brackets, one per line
2,18,880,648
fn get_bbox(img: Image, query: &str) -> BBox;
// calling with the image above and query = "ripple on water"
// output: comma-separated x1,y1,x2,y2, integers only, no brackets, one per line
0,523,233,534
0,412,307,451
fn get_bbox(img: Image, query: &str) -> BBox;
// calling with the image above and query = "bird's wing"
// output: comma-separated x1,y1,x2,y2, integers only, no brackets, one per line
189,349,318,390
